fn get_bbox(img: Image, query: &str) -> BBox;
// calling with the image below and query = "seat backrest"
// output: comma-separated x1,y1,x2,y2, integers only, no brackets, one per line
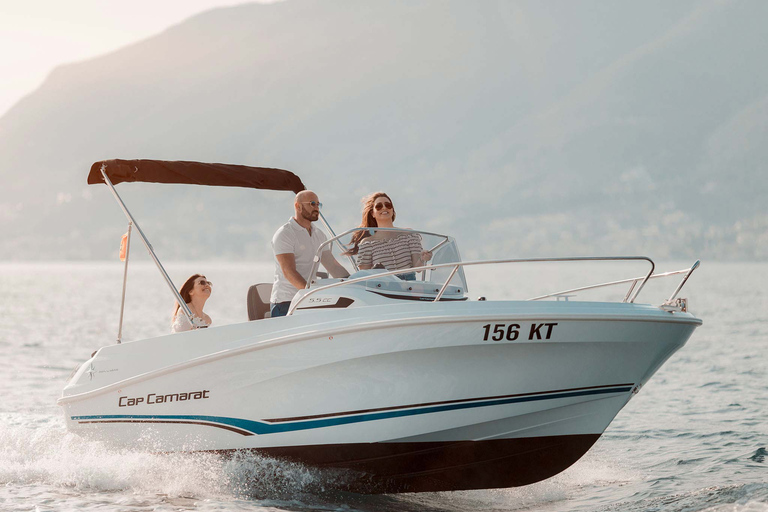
247,283,273,320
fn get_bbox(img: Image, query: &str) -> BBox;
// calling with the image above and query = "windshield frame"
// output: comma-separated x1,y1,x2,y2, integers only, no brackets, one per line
307,227,454,286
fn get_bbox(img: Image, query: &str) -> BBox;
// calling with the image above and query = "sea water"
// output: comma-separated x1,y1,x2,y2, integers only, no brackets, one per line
0,260,766,512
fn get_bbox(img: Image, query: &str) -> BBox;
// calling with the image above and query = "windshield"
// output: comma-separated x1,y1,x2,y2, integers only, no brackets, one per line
309,227,468,291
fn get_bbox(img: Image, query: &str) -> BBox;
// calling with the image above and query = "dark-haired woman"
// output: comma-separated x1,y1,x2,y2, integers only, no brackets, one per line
346,192,431,280
171,274,213,332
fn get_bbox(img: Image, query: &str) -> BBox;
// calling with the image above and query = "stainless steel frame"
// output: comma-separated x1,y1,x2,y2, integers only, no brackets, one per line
528,260,700,302
665,260,700,304
318,211,359,271
116,222,132,344
289,253,683,316
95,168,700,330
99,165,197,332
307,227,451,284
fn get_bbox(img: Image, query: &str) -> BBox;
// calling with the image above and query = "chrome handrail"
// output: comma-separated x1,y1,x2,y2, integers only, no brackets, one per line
527,266,705,302
665,260,700,304
288,256,656,316
434,265,460,301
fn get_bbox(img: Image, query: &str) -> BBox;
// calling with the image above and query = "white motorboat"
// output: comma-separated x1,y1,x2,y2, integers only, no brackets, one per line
59,160,702,493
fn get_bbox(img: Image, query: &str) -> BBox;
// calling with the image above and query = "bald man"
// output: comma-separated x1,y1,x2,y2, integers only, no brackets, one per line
270,190,349,317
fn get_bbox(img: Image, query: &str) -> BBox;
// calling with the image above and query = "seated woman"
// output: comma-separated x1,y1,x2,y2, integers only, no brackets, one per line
346,192,432,280
171,274,213,332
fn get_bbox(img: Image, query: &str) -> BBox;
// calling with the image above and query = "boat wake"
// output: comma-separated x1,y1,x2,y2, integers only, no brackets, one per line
4,416,764,512
1,418,220,496
0,417,349,503
0,415,633,507
605,483,768,512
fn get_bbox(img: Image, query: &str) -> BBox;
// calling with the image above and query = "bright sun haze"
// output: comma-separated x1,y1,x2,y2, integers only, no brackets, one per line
0,0,281,117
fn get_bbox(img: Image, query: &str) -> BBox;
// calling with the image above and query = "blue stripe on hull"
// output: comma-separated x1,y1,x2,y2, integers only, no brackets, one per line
73,385,632,435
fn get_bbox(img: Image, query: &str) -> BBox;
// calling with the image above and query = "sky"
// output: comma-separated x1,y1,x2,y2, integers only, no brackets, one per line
0,0,280,117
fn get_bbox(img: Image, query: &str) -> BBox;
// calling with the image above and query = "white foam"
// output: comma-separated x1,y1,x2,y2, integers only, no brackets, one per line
1,420,226,496
0,417,340,502
702,504,768,512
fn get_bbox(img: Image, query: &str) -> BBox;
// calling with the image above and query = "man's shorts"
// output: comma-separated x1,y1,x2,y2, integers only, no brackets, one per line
270,301,291,317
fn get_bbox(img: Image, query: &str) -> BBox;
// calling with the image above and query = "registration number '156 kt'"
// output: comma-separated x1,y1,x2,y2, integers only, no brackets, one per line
481,323,558,341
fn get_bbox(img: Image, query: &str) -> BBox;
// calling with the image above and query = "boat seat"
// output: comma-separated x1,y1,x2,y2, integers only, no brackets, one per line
247,272,330,320
247,283,273,320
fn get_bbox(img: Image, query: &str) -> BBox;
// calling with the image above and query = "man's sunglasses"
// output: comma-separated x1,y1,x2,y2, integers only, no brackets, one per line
300,201,323,209
374,201,393,211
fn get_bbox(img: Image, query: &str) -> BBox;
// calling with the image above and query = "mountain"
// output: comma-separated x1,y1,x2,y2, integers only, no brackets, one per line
1,0,766,261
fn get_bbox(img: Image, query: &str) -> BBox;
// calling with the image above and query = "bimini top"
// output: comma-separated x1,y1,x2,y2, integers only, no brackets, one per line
87,159,306,194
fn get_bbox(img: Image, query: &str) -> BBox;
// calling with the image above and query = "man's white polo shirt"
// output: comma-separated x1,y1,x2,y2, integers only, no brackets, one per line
271,217,329,304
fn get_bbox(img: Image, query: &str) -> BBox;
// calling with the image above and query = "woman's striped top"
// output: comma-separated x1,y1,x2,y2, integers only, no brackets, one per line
357,233,423,271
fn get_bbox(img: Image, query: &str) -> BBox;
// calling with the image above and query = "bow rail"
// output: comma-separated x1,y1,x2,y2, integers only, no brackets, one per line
287,255,687,316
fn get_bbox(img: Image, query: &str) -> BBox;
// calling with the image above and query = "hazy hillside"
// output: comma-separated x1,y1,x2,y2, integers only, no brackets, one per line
1,0,766,261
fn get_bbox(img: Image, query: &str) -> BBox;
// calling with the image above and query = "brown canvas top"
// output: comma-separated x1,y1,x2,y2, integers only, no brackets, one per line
88,159,306,194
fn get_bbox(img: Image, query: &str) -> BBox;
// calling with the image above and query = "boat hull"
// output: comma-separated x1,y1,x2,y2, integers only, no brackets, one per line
59,300,701,492
228,434,601,493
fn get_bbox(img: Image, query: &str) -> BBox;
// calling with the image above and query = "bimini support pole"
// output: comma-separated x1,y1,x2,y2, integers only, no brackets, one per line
116,222,132,344
99,165,196,326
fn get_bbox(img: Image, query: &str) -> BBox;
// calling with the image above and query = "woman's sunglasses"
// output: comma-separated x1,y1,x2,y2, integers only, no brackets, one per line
374,201,393,211
196,280,213,287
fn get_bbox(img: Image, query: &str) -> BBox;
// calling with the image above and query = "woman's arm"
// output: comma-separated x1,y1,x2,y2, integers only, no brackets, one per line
357,242,373,270
408,234,432,268
410,251,432,267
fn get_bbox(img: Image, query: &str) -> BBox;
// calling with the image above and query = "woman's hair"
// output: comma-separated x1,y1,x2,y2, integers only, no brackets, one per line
173,274,203,318
345,192,394,256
